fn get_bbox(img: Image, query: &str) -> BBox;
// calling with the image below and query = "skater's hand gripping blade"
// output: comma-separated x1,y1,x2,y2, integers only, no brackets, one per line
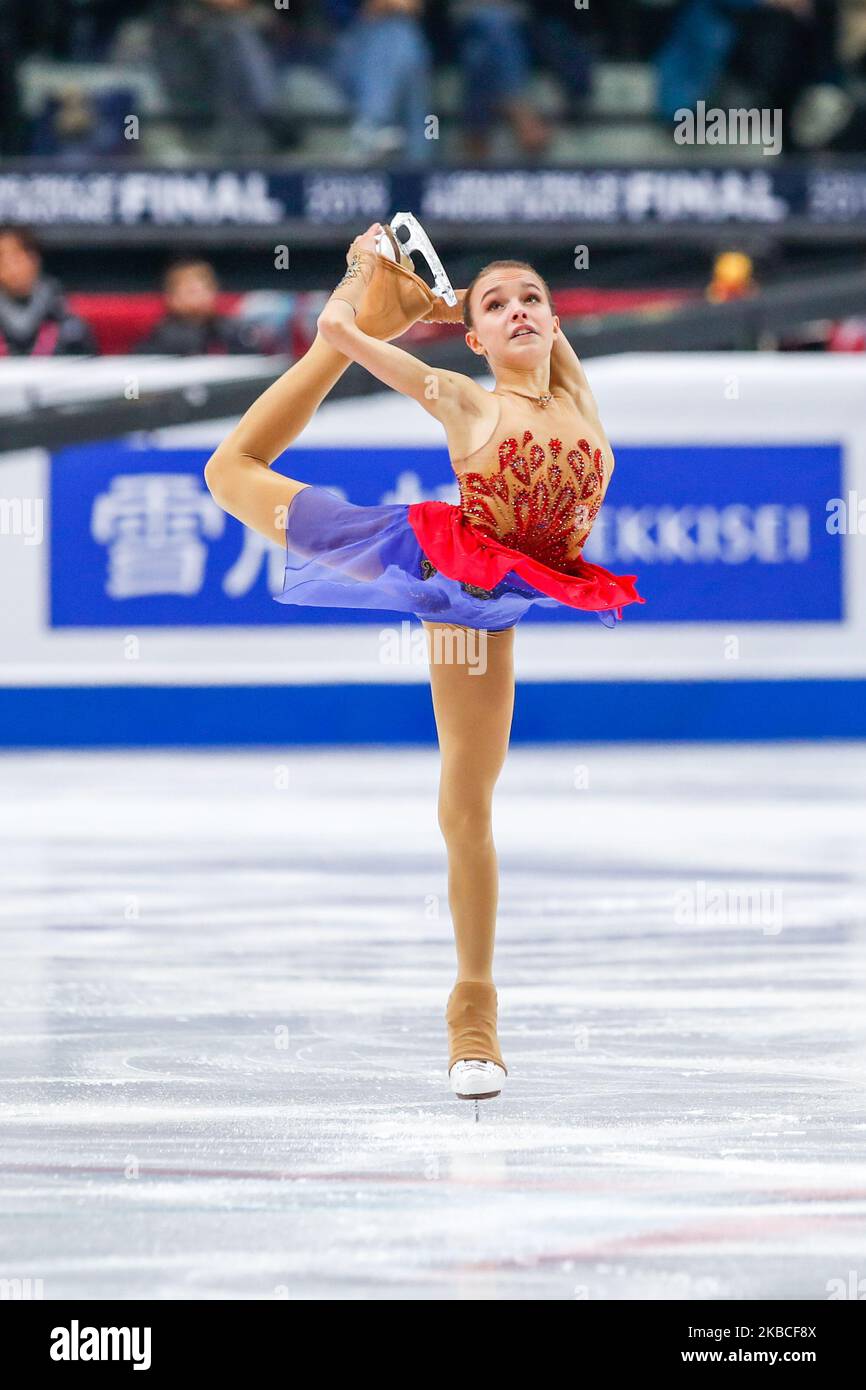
449,1059,506,1100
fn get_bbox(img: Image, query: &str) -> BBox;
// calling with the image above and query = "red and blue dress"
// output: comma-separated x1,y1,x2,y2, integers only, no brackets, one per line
274,390,644,632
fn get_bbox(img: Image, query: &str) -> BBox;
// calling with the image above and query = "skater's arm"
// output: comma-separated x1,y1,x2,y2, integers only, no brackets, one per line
318,226,481,424
549,324,615,473
318,296,482,426
549,323,595,406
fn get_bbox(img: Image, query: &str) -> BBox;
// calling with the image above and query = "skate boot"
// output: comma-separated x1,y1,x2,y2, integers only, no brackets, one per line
378,209,461,311
446,981,507,1102
376,212,462,322
350,213,464,341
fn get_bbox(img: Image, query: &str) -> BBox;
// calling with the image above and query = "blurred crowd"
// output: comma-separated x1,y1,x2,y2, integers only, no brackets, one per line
0,225,272,356
2,0,866,357
1,0,866,163
2,222,864,359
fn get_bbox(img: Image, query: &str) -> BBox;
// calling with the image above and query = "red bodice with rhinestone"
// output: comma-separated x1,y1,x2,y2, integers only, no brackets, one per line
453,391,612,574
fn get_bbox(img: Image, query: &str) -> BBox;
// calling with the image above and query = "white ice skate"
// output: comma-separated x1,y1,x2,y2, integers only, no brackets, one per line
449,1058,506,1102
375,212,458,308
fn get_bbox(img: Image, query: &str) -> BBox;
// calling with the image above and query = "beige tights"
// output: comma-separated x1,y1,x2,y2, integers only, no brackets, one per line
207,335,518,998
421,623,516,985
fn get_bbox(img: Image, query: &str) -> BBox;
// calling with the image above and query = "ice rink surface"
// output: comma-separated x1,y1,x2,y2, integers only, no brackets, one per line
1,742,865,1301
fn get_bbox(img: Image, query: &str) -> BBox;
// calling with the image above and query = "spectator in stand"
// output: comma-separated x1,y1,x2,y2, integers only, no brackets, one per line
448,1,553,161
529,0,594,107
0,225,97,356
325,0,434,163
29,84,140,163
656,0,861,152
135,257,268,355
706,249,756,301
827,255,866,350
827,318,866,352
151,0,297,156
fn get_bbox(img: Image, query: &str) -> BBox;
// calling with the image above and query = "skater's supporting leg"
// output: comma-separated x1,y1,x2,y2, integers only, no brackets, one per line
422,623,516,985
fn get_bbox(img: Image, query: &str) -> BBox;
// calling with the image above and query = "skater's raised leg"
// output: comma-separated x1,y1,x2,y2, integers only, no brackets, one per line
204,223,449,545
204,332,355,545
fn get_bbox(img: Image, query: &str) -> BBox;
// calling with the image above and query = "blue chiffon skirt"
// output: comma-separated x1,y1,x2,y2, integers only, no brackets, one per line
273,483,624,631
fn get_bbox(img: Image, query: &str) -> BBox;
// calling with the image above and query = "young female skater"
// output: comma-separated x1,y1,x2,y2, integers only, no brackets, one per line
204,220,643,1105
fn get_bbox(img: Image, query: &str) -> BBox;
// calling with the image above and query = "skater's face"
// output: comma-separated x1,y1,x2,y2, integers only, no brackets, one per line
465,272,557,369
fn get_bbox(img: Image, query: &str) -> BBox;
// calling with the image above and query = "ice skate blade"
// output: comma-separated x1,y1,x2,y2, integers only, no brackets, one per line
374,223,412,271
449,1060,506,1100
385,211,458,307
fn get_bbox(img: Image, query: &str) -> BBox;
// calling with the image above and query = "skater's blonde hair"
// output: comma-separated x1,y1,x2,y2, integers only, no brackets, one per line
462,260,554,333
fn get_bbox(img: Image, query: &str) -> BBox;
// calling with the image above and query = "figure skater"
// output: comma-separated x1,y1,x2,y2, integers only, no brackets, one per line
204,216,643,1106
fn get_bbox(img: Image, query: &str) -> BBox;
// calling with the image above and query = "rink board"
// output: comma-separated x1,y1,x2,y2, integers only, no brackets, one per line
1,353,865,744
48,440,841,628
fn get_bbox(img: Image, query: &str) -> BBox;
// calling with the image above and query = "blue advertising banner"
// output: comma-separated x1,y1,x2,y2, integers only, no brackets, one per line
584,444,842,623
50,440,842,627
50,443,454,629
